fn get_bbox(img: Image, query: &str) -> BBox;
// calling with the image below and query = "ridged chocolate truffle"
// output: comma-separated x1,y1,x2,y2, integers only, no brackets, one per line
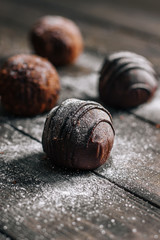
0,54,60,116
30,16,83,66
42,98,115,170
99,51,158,108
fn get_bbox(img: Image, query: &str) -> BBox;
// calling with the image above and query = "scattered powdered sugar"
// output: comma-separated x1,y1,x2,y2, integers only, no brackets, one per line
8,115,46,142
97,113,160,205
76,52,103,72
0,123,160,239
1,168,160,239
0,49,160,239
132,88,160,124
1,123,159,239
0,123,42,163
60,73,98,102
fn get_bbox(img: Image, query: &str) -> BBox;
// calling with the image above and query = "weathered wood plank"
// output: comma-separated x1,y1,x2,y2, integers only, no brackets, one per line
0,1,160,239
0,0,160,79
2,0,160,40
0,46,159,206
0,123,41,161
0,0,160,203
105,0,160,13
1,0,160,75
0,123,160,240
61,0,160,39
6,106,160,206
95,112,160,206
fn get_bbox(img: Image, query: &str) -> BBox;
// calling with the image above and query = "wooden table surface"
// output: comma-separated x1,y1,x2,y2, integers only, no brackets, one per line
0,0,160,239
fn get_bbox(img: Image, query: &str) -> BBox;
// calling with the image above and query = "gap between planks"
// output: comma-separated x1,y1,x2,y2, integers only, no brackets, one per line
3,119,160,211
93,171,160,210
127,111,160,128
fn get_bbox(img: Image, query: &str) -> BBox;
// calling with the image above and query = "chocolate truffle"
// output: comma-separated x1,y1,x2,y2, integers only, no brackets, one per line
0,54,60,116
30,16,83,66
42,98,115,170
99,51,158,108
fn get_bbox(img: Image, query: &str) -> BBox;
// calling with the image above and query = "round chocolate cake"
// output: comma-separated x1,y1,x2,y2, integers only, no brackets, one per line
42,98,115,170
0,54,60,116
99,51,158,108
30,16,83,66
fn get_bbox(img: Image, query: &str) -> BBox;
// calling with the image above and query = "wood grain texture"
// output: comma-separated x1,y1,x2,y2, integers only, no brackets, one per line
66,0,160,39
0,123,160,240
1,0,160,74
0,51,159,206
0,0,160,239
101,0,160,13
4,106,160,206
95,112,160,206
2,0,160,40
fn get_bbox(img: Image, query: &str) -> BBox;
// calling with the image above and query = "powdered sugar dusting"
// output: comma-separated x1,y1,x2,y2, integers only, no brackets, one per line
1,168,160,239
132,87,160,124
97,113,160,205
1,109,160,239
